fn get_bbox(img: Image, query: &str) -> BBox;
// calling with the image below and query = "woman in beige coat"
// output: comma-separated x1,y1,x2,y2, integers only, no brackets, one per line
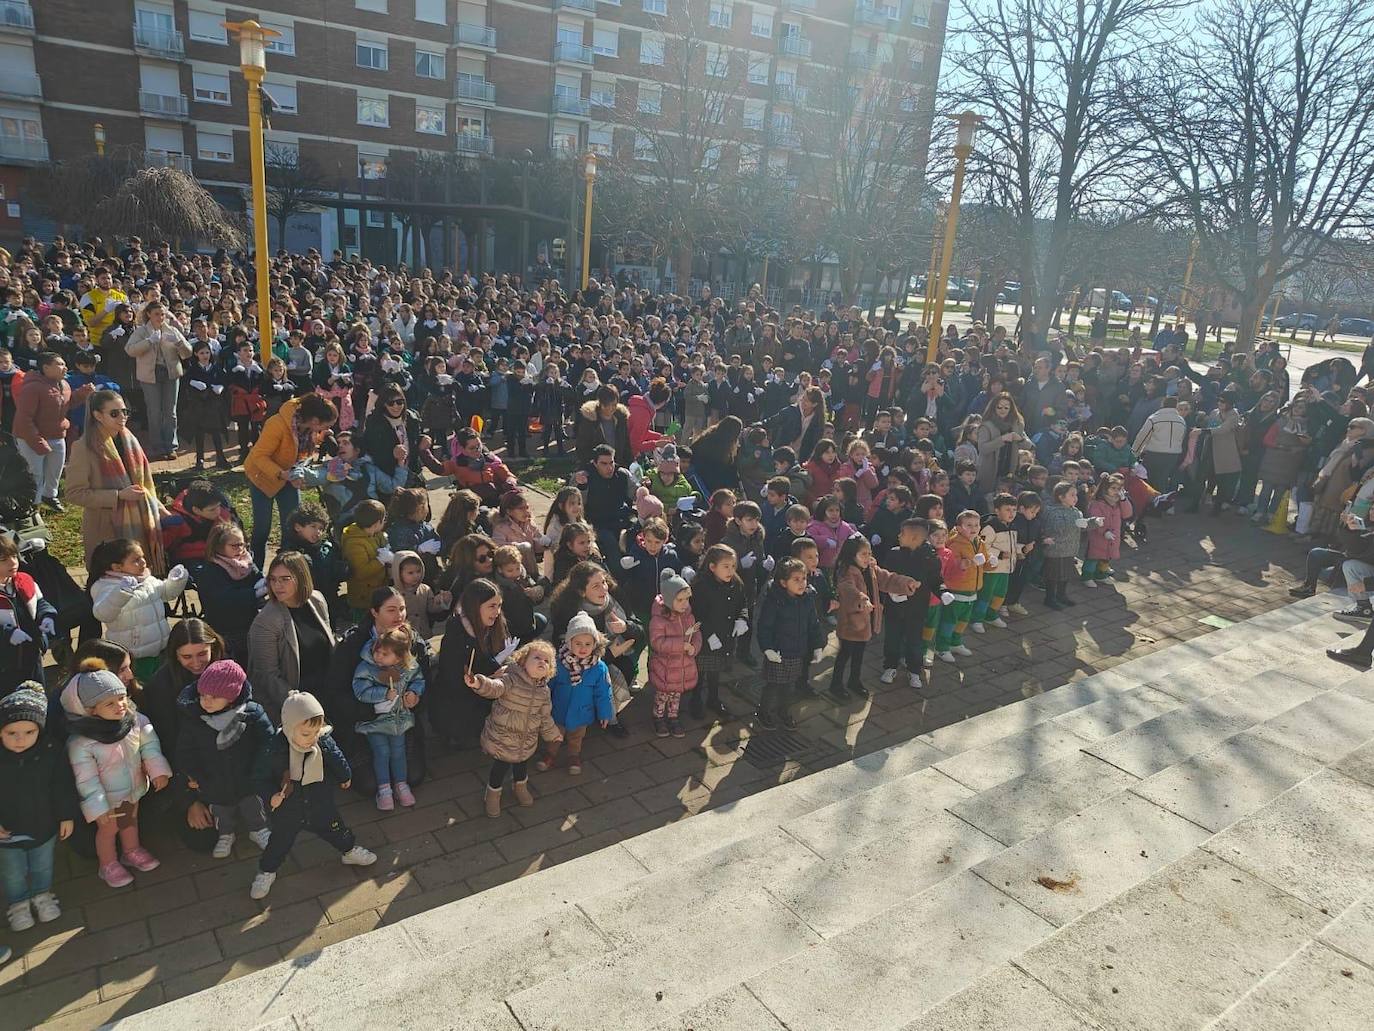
124,300,192,459
246,552,334,722
974,393,1027,494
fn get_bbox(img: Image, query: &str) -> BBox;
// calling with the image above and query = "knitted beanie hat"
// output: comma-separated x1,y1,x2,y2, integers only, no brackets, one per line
655,443,680,471
281,690,326,738
0,685,47,731
197,660,247,702
75,669,127,711
659,568,690,608
565,610,599,642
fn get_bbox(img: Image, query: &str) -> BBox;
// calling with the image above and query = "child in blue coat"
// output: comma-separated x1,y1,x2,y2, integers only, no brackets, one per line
536,611,613,776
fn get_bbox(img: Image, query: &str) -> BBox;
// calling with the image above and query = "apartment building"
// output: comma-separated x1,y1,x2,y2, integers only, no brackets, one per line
4,0,947,270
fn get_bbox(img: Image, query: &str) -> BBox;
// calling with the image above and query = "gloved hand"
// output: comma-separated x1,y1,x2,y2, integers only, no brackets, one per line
682,567,696,583
1105,531,1116,542
973,553,986,566
739,553,755,569
628,462,643,481
824,537,837,549
253,576,268,599
376,547,395,564
676,497,696,512
167,564,189,583
940,591,955,605
39,617,56,638
10,628,32,646
763,649,783,663
620,555,640,569
494,636,519,664
418,539,443,554
763,555,775,571
732,618,748,637
436,374,454,386
467,384,479,392
812,648,824,664
889,594,908,603
871,534,882,546
211,384,224,394
1075,518,1090,529
188,380,207,391
538,533,553,548
707,633,722,651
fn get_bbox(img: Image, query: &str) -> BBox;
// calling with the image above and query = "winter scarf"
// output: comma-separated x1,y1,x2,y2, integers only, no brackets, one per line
291,412,318,457
558,641,600,686
288,734,326,786
213,551,254,580
201,703,251,750
86,430,166,574
67,709,135,745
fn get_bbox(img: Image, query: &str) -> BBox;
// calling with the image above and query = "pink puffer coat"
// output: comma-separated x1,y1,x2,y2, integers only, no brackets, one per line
1086,497,1134,561
648,599,700,695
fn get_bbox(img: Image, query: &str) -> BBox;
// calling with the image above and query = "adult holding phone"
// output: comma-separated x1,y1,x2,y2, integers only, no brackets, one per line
244,392,337,568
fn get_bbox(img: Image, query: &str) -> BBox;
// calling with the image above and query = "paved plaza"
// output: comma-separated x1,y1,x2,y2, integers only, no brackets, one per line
0,503,1341,1028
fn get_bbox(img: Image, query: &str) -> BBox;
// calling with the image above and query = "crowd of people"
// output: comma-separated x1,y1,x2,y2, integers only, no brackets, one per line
0,234,1370,964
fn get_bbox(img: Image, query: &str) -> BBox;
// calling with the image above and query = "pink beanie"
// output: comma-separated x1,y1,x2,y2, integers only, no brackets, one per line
197,660,247,702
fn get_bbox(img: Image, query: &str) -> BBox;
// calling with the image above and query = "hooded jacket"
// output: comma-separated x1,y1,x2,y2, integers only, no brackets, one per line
0,733,78,850
626,393,671,459
468,662,561,763
59,680,172,822
342,522,388,608
173,678,273,806
389,550,444,639
89,571,187,659
574,399,632,467
648,597,701,695
549,654,615,730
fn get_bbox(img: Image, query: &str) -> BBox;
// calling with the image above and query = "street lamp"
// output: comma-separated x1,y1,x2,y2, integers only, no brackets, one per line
581,151,598,291
93,122,105,157
928,110,981,362
224,19,279,366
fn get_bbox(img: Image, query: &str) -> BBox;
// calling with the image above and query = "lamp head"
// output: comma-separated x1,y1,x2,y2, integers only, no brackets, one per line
584,152,598,180
954,110,981,150
224,19,279,71
93,123,106,146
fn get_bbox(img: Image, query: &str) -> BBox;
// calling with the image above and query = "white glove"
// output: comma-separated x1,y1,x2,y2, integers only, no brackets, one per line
253,576,268,599
233,365,245,373
871,534,882,546
973,553,986,566
188,379,207,391
676,497,696,512
418,539,442,555
940,591,954,605
10,629,32,645
436,374,454,386
39,617,56,637
167,564,189,583
538,533,553,548
467,384,479,392
620,555,640,569
763,649,782,663
376,547,395,564
811,648,824,664
212,384,224,394
104,297,118,312
824,537,837,549
707,633,722,651
1075,518,1090,529
740,553,755,569
1105,531,1116,542
628,462,643,481
763,555,775,571
494,636,519,664
682,567,696,583
733,618,749,637
889,594,908,603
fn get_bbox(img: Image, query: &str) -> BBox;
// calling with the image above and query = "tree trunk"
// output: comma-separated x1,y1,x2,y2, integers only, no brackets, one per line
1149,292,1163,339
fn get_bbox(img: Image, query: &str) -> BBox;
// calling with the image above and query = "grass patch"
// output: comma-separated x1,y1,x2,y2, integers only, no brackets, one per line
515,456,575,495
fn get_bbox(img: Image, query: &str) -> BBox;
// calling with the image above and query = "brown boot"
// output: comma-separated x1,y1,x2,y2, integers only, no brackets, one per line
484,786,502,818
512,779,535,807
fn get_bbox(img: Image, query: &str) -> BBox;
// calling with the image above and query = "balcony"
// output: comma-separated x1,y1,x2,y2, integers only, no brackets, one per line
0,1,34,34
143,149,192,172
773,82,808,105
0,69,39,99
708,9,733,29
848,50,877,70
0,133,46,163
899,95,920,113
768,127,801,149
133,23,184,59
453,22,496,50
554,40,594,65
553,92,591,117
590,90,616,111
455,133,494,157
642,0,667,13
139,90,189,119
854,3,892,26
454,77,496,106
556,0,598,10
781,0,817,9
778,35,812,58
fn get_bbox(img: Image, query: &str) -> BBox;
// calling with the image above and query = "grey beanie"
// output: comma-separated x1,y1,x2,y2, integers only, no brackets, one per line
74,669,127,711
659,567,690,607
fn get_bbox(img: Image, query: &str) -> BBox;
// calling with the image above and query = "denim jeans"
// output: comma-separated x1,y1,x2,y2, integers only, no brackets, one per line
15,437,65,502
367,732,408,787
141,378,180,455
0,836,56,904
249,482,300,568
1254,483,1284,517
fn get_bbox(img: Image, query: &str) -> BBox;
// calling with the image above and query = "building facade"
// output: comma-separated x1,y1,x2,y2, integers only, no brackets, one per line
7,0,946,280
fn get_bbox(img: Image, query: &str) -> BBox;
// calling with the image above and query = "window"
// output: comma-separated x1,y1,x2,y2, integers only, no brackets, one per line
264,22,295,55
751,12,772,37
706,46,729,77
592,28,619,57
192,70,230,104
748,55,769,84
415,0,446,22
356,0,387,11
366,209,387,227
910,49,925,73
264,82,297,114
590,80,616,107
360,154,387,179
197,129,233,162
551,124,580,154
416,105,446,134
774,66,796,85
642,0,666,13
634,131,654,160
357,96,390,126
639,33,664,65
415,49,445,78
266,139,298,163
588,126,613,155
703,144,720,169
356,40,389,71
188,10,227,44
911,2,930,27
708,3,732,29
637,82,661,114
742,100,765,129
738,144,759,173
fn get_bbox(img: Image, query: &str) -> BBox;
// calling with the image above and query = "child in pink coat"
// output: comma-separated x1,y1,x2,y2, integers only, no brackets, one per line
648,569,700,738
806,495,857,571
1084,474,1134,586
837,440,881,519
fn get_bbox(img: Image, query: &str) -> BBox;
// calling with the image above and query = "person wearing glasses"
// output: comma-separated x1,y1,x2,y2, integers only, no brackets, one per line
63,388,167,572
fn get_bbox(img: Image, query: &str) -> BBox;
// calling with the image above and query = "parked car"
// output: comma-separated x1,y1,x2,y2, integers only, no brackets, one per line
1339,317,1374,336
997,282,1021,304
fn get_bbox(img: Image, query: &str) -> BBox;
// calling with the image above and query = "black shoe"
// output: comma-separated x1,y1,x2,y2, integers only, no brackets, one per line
216,458,233,471
1327,647,1373,671
607,721,630,738
41,496,64,513
828,683,849,702
193,461,207,473
1044,597,1065,611
848,682,869,699
1288,585,1317,598
687,691,705,720
755,709,778,730
777,708,799,731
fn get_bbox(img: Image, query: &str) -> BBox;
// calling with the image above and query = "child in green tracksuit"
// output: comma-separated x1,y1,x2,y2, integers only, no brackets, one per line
970,494,1019,632
922,520,953,665
935,510,991,663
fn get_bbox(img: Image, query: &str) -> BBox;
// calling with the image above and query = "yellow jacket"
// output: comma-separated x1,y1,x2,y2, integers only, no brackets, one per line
245,396,303,497
943,532,989,595
342,522,388,608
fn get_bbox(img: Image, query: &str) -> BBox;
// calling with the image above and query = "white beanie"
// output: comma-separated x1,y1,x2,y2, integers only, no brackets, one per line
281,691,326,738
566,610,599,641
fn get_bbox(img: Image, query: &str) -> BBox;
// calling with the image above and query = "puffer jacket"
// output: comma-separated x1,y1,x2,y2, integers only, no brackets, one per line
648,598,700,695
173,678,273,806
688,567,749,651
835,563,917,642
942,532,990,595
805,517,857,569
1040,502,1087,560
342,522,388,608
549,657,615,731
60,680,172,822
978,518,1019,575
1086,497,1133,561
618,536,684,614
351,639,424,736
755,582,825,659
469,662,561,763
89,571,187,659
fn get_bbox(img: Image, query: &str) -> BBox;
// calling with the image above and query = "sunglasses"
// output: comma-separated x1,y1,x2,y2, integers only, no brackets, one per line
104,408,131,417
385,399,405,406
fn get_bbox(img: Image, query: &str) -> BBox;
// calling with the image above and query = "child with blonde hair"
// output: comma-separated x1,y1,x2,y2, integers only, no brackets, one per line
464,640,562,817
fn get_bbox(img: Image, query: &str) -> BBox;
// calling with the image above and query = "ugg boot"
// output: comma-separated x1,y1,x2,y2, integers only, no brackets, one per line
484,786,502,818
512,780,535,807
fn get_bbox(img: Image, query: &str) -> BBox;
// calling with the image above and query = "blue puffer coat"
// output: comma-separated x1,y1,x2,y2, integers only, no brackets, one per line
549,658,614,732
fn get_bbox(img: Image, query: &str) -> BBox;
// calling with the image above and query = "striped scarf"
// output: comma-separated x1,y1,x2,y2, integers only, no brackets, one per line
558,641,599,686
88,430,167,574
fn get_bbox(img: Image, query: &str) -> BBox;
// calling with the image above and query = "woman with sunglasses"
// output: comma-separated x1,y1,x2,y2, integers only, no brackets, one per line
63,388,167,571
360,385,439,489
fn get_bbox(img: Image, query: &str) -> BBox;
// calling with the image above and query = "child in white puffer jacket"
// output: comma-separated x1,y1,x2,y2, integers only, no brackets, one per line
88,538,188,683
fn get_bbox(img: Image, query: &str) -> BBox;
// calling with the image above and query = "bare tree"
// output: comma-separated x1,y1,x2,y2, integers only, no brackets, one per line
265,144,330,248
1127,0,1374,350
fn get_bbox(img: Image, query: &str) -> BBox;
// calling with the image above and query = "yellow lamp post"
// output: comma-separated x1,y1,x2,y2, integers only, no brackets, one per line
224,19,279,367
580,152,598,291
922,202,945,328
93,122,105,157
927,111,981,363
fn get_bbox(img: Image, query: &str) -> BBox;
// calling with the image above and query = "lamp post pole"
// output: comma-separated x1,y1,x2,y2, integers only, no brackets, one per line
581,152,598,291
927,111,980,363
922,203,944,328
225,19,278,367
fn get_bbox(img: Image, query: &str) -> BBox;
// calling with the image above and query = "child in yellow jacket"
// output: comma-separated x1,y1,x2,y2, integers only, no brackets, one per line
936,509,991,662
342,500,392,616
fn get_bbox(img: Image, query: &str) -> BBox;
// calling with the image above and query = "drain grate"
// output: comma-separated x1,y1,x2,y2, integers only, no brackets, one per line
738,730,828,769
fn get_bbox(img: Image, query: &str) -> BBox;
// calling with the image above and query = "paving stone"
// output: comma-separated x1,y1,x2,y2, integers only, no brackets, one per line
646,985,786,1031
1247,690,1374,764
154,944,285,1007
507,890,820,1031
1319,892,1374,968
900,965,1100,1031
1334,738,1374,787
23,920,153,986
949,751,1139,846
934,722,1096,792
747,870,1054,1031
1016,851,1328,1031
96,931,223,1001
1049,685,1186,742
1130,731,1325,833
1083,701,1252,778
1204,769,1374,913
1211,941,1374,1031
213,898,329,960
971,792,1212,927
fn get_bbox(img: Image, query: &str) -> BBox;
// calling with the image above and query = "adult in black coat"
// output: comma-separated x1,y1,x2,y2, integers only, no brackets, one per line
688,415,744,495
360,384,431,485
574,385,632,467
767,386,826,465
431,578,514,749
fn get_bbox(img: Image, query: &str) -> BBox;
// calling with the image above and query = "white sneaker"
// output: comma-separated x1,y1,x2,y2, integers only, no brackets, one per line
249,871,276,900
952,644,973,657
1007,604,1028,616
988,617,1008,628
880,668,898,684
341,846,377,867
923,652,935,667
6,901,33,932
31,893,61,924
938,650,956,663
909,672,923,689
969,622,985,634
212,833,236,859
247,828,271,850
1083,579,1098,589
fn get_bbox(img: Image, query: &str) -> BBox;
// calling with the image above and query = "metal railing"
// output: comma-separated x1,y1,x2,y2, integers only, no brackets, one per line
0,1,34,33
768,127,801,148
554,40,594,65
553,92,592,116
642,0,667,13
556,0,597,11
453,22,496,48
0,69,39,98
139,90,189,118
773,82,808,104
454,78,496,105
781,0,817,9
455,134,494,156
0,133,46,162
133,24,184,58
854,3,892,26
848,50,877,70
144,149,193,172
778,36,812,58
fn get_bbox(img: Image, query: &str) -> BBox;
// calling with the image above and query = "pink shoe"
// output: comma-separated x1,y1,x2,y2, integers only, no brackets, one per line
121,847,160,873
98,861,133,888
394,782,415,807
376,787,394,812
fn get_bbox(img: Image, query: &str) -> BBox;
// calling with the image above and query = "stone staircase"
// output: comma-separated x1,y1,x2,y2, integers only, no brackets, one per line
112,594,1374,1031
